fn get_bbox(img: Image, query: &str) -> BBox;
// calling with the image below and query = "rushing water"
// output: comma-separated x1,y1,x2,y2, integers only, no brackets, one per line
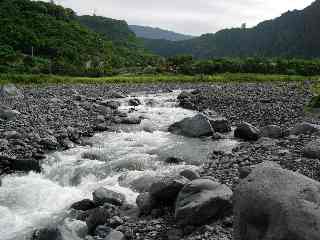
0,91,239,240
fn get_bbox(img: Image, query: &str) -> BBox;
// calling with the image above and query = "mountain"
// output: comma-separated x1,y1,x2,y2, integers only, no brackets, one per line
129,25,194,41
0,0,156,76
142,0,320,58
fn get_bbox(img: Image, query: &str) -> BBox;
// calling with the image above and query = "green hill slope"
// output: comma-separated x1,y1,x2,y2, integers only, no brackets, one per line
142,0,320,59
0,0,157,76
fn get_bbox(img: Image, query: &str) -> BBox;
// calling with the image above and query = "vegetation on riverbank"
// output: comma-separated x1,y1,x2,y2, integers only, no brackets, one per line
0,73,318,85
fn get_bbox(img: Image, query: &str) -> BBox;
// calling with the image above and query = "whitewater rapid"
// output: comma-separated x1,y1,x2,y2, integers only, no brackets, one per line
0,90,238,240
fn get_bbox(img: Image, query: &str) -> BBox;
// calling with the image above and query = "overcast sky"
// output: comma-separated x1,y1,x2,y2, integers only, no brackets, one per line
51,0,315,36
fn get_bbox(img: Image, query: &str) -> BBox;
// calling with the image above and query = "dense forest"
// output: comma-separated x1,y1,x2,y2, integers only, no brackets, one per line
0,0,158,76
142,0,320,59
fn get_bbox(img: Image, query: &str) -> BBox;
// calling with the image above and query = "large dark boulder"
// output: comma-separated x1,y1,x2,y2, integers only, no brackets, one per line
234,122,260,141
168,114,214,138
175,179,233,226
86,207,110,234
128,98,141,106
234,162,320,240
150,175,190,205
209,117,231,133
93,187,125,206
32,228,62,240
136,192,157,215
70,199,96,211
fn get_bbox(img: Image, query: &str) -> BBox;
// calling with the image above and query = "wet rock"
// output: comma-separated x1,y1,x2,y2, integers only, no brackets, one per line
67,127,80,142
130,175,161,193
129,98,141,106
234,162,320,240
260,125,283,138
167,229,183,240
104,230,126,240
136,192,157,215
86,207,111,234
0,106,20,121
290,122,320,135
93,187,126,206
175,178,233,226
9,159,41,173
234,122,260,141
141,120,157,133
150,175,190,205
94,225,112,238
209,117,231,133
169,114,214,138
302,140,320,159
40,136,59,150
238,166,253,179
109,216,124,228
165,157,184,164
120,117,141,124
71,199,96,211
32,228,62,240
179,169,200,181
63,218,88,239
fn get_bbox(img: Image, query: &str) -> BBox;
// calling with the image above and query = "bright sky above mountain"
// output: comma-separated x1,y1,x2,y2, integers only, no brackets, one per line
50,0,315,35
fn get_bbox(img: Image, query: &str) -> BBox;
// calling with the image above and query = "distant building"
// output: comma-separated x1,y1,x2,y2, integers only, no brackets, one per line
241,23,247,29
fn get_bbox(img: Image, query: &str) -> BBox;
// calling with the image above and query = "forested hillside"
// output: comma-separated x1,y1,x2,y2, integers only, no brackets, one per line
142,0,320,59
129,25,194,41
0,0,158,76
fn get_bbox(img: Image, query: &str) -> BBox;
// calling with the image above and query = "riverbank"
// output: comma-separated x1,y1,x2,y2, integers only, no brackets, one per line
1,81,320,240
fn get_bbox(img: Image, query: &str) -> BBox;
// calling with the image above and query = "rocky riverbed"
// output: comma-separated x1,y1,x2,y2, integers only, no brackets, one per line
1,81,320,240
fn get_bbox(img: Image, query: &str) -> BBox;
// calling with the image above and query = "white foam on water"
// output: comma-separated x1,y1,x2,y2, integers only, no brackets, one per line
0,90,239,240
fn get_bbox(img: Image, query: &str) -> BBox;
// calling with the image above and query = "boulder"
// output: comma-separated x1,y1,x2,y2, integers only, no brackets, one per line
165,157,184,164
150,175,190,205
0,106,20,121
290,122,320,135
94,225,112,238
120,117,141,124
86,207,110,234
70,199,96,211
130,175,161,193
260,125,283,139
109,91,126,99
302,140,320,159
175,178,233,226
128,98,141,106
93,187,125,206
136,192,157,215
9,159,41,173
168,114,214,138
41,136,59,150
234,122,260,141
32,228,62,240
234,162,320,240
179,169,200,181
209,117,231,133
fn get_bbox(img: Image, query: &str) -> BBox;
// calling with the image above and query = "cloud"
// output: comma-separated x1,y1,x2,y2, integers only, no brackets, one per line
51,0,314,35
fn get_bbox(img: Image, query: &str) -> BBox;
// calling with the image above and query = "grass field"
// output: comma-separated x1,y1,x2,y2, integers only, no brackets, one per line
0,73,319,85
